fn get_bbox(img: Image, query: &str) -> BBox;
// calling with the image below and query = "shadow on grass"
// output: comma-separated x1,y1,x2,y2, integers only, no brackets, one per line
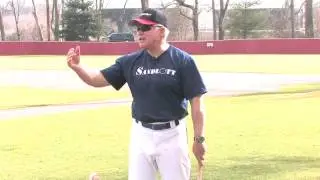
205,156,320,180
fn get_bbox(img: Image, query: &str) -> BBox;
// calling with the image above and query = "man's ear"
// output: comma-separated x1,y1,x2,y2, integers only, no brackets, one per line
160,27,166,38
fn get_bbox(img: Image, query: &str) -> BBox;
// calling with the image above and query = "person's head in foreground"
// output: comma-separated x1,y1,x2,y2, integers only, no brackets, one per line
129,8,170,50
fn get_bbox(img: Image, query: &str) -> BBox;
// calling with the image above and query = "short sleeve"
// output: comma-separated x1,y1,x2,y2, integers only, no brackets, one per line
100,57,126,90
180,56,207,100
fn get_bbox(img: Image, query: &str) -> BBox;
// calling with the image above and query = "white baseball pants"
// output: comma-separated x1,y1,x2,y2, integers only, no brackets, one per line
128,119,191,180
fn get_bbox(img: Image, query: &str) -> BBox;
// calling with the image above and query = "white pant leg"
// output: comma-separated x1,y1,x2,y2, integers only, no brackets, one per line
128,120,158,180
155,120,191,180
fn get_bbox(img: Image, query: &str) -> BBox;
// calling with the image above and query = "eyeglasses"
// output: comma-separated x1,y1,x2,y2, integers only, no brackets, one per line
136,24,164,32
137,25,153,32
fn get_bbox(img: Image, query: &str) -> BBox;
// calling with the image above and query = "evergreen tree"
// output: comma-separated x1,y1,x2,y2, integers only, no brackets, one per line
61,0,100,41
226,0,266,39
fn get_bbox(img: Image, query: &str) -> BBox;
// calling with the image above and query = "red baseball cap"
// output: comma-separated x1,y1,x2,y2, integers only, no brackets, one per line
129,8,168,27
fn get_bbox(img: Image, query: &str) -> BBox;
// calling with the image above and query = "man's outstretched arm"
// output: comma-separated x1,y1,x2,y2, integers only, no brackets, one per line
70,65,109,87
67,46,110,88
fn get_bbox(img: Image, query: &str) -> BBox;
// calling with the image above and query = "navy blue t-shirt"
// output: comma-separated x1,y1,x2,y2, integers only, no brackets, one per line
100,45,207,123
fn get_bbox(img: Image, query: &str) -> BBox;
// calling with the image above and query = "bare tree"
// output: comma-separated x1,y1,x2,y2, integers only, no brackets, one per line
55,0,60,41
118,0,129,32
31,0,43,41
141,0,149,10
95,0,104,41
61,0,65,29
159,0,175,8
0,7,5,40
270,4,290,38
46,0,50,41
212,0,217,40
218,0,230,40
9,0,24,41
160,1,192,40
95,0,104,10
50,0,60,41
174,0,200,40
100,0,104,11
290,0,295,38
270,0,302,38
305,0,314,37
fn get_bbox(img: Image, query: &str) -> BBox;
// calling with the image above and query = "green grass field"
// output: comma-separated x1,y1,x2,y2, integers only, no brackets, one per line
0,55,319,179
1,54,320,74
0,93,319,180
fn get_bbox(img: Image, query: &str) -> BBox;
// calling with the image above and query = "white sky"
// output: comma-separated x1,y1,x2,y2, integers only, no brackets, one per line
0,0,308,8
106,0,306,8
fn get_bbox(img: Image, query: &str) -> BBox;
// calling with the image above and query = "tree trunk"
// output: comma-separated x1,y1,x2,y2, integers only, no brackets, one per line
243,2,248,39
174,0,199,40
141,0,149,11
0,9,5,40
305,0,314,37
218,0,230,40
10,1,21,41
52,0,59,41
192,11,199,40
290,0,295,38
193,0,199,40
212,0,217,40
94,0,104,41
46,0,51,41
31,0,43,41
61,0,65,29
118,0,129,33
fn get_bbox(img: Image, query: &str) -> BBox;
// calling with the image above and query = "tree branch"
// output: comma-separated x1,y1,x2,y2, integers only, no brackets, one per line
220,0,230,20
120,0,128,22
179,8,193,20
175,0,194,10
224,0,230,12
295,0,306,15
160,0,176,9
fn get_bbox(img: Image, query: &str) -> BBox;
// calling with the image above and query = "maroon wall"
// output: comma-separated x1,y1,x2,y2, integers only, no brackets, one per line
0,39,320,55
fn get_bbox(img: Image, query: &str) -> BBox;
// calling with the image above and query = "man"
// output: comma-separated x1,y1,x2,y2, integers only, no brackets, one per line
67,8,207,180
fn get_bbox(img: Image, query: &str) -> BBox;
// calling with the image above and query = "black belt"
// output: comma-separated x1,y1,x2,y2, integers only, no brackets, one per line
135,119,180,130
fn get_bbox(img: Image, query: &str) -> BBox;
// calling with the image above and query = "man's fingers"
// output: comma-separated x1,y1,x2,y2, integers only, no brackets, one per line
197,158,204,167
193,145,205,168
67,54,75,62
75,46,80,56
67,48,74,55
67,47,78,59
196,150,205,160
195,152,205,167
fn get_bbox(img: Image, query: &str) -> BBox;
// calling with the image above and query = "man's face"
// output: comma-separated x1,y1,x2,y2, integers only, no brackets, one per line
134,24,163,49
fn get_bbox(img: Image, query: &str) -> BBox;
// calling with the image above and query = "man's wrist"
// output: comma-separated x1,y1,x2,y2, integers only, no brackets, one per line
71,64,82,71
194,136,205,144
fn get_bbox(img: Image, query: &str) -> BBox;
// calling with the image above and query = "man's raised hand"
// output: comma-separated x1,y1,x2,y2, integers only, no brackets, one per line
67,46,81,69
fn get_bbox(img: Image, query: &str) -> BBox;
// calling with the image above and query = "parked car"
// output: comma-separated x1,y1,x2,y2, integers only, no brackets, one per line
107,33,135,42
